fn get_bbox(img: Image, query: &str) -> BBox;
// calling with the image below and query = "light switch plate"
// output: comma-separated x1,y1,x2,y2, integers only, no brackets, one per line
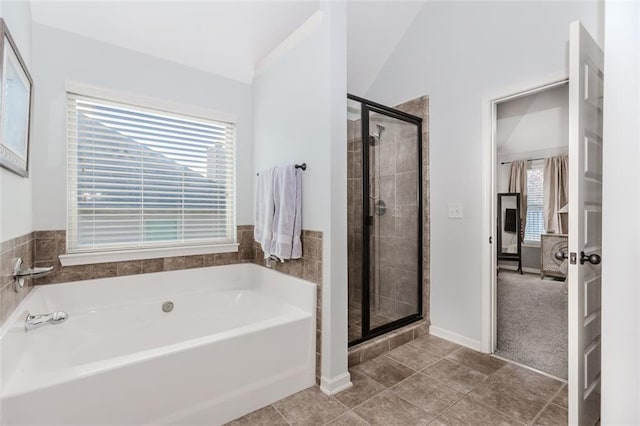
448,203,463,219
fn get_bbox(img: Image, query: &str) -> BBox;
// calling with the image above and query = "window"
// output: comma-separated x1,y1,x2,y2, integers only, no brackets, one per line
524,161,544,243
67,92,236,254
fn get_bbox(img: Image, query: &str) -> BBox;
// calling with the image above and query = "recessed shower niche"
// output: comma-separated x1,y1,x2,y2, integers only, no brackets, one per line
347,94,424,345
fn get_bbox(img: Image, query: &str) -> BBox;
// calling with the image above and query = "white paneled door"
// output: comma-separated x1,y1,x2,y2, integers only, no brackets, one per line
567,21,604,425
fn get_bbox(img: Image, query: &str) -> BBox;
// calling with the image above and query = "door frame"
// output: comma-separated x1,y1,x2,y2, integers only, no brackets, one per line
480,73,569,354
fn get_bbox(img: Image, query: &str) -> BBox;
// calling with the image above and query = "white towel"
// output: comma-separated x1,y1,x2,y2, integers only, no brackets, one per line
254,167,276,258
270,165,302,261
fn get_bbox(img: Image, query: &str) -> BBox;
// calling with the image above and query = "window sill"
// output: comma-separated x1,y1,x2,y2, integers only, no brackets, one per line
59,243,239,267
522,241,541,248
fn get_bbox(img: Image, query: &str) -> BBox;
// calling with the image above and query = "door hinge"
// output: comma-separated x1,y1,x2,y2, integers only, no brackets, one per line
570,252,577,265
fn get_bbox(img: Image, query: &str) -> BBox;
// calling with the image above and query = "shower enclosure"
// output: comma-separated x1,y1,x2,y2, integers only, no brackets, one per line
347,94,423,346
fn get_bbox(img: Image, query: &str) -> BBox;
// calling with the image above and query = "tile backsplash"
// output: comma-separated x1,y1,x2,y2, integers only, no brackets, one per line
31,225,256,285
0,233,35,323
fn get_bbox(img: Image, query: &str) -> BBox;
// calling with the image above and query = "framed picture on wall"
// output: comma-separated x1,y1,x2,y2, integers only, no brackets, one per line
0,18,33,177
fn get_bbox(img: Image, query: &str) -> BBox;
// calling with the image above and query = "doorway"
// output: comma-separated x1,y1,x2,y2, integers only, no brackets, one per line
491,81,570,380
480,21,603,426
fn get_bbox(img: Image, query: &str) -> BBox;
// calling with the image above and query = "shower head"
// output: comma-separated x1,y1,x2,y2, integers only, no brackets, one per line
369,124,386,146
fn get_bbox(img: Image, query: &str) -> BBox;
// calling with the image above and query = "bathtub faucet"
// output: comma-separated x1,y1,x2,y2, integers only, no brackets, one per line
24,311,68,331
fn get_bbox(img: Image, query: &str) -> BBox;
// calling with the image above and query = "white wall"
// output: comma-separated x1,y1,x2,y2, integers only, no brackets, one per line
601,0,640,423
364,1,602,346
496,85,569,193
30,24,254,231
252,3,349,394
325,1,349,394
0,0,32,241
253,12,331,234
496,84,568,158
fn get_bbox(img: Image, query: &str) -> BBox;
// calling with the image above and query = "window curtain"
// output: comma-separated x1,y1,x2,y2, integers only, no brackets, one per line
508,160,527,242
543,155,569,234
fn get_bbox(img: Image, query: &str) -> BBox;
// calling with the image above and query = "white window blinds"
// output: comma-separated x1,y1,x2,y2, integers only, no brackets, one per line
525,162,545,242
67,93,236,253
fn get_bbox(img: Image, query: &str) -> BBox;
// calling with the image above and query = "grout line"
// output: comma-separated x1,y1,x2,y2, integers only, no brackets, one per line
528,397,556,426
381,354,420,373
444,346,465,358
416,364,476,393
548,401,568,411
355,352,463,420
548,383,566,402
429,348,549,424
330,393,351,411
462,394,529,425
350,363,392,390
348,390,387,413
430,352,490,380
349,411,372,425
546,384,568,409
270,403,292,426
405,339,453,358
429,395,464,421
392,374,465,419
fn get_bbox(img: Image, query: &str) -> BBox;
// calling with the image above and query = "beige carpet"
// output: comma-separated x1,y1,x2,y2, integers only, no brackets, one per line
496,271,568,379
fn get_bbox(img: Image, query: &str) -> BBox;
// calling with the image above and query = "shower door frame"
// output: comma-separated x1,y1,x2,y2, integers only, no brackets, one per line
347,94,424,347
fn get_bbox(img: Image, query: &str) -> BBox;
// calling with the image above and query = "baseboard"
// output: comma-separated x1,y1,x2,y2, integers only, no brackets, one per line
498,264,541,274
429,326,483,352
319,372,352,395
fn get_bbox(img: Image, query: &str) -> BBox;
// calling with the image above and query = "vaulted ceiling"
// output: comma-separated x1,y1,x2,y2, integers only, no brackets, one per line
347,1,423,96
30,1,423,90
30,1,320,84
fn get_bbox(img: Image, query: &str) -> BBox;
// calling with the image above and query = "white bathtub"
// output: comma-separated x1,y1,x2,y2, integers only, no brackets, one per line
0,263,316,425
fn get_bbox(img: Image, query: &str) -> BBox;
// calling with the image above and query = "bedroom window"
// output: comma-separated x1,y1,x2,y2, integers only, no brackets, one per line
66,91,236,256
524,161,545,243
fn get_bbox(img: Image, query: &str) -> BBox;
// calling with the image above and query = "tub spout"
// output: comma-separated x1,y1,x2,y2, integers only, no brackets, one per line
25,311,68,331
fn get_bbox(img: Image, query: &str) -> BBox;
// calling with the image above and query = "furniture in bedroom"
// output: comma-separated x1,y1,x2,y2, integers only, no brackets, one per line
497,192,522,274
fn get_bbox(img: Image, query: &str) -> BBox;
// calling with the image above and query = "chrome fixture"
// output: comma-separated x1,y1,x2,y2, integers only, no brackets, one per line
13,258,54,292
25,311,68,331
374,199,387,216
265,255,280,268
368,124,386,146
162,301,174,312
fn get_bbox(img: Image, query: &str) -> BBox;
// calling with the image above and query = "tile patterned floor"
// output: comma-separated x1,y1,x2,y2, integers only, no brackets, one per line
227,334,568,425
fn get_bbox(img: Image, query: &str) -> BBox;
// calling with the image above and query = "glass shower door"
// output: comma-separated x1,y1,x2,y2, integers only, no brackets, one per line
364,107,422,335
